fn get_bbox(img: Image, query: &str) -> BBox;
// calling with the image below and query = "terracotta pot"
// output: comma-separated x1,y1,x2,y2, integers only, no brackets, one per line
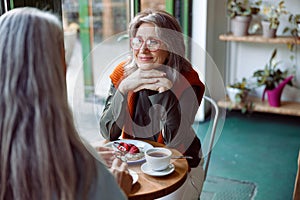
261,20,277,38
231,16,252,36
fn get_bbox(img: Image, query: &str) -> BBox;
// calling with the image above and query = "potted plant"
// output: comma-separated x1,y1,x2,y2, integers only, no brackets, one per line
227,78,251,103
226,78,254,113
227,0,262,36
260,1,288,38
252,49,293,107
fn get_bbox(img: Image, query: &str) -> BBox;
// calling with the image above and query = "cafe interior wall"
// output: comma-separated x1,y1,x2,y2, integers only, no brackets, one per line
224,0,300,102
191,0,227,121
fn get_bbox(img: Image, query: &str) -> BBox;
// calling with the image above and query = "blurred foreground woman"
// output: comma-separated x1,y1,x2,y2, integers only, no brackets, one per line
0,7,130,200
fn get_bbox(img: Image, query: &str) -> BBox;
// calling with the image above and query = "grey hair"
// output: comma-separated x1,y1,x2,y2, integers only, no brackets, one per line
126,9,191,82
0,7,95,200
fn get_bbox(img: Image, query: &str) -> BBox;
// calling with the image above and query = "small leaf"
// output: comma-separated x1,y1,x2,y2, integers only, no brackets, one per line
288,14,293,22
286,43,293,51
290,55,295,61
282,27,289,34
279,1,285,8
270,49,277,61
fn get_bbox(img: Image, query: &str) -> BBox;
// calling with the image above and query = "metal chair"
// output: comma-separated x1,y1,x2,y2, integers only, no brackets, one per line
202,95,220,180
293,151,300,200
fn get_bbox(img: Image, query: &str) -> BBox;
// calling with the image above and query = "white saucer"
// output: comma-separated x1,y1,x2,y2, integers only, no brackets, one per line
141,163,175,177
128,169,138,185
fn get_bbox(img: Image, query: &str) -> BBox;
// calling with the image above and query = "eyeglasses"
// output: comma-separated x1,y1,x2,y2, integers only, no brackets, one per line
130,37,161,52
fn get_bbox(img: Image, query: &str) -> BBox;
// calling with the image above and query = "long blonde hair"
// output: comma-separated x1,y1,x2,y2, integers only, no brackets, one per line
0,7,95,200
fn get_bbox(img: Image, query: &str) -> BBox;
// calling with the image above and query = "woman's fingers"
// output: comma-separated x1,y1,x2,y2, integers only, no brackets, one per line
96,146,114,151
133,77,173,93
110,158,133,195
119,69,169,94
96,147,115,167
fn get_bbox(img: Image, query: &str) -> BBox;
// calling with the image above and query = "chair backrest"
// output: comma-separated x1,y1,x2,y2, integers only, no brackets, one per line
293,150,300,200
202,96,220,180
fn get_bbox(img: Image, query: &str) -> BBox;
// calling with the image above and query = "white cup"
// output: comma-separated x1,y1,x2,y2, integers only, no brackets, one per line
145,147,172,171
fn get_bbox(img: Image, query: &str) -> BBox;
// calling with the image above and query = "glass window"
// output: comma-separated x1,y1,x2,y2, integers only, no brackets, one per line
140,0,165,11
62,0,128,44
62,0,129,99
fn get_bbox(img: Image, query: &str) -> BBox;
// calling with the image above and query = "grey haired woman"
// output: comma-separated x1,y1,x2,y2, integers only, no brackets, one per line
0,7,131,200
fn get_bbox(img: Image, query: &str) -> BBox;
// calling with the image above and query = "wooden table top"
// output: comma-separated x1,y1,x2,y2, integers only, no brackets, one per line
127,140,189,200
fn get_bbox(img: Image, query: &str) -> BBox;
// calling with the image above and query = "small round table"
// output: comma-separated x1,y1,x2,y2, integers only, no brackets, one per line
128,140,189,200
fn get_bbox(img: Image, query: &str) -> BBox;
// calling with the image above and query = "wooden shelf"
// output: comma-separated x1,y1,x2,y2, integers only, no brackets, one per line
218,96,300,116
219,34,300,45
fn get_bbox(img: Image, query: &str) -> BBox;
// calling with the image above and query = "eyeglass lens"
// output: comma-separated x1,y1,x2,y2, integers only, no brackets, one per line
130,37,160,52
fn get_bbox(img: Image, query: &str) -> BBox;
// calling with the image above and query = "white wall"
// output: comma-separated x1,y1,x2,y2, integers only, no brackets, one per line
192,0,227,101
221,0,300,102
192,0,228,121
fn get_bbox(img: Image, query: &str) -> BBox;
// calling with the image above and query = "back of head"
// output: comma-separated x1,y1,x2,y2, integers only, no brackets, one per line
0,7,66,103
0,7,95,200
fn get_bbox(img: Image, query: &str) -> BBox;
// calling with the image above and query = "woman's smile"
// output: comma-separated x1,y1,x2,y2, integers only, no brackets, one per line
138,55,154,62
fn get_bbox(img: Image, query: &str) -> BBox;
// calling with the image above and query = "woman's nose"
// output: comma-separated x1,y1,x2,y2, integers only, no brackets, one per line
139,42,149,53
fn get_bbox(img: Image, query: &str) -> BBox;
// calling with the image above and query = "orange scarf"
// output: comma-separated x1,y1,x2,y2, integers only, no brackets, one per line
110,61,205,144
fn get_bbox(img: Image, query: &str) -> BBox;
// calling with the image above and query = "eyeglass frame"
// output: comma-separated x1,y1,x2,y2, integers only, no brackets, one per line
130,36,162,52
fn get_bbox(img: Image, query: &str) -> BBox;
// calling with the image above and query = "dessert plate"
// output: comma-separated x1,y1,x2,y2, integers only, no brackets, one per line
104,139,153,164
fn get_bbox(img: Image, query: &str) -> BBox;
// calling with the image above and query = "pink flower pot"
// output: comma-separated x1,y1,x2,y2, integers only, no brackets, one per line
262,76,294,107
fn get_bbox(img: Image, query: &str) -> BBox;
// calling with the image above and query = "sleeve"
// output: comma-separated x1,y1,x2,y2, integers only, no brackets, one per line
89,159,128,200
100,83,128,141
81,140,128,200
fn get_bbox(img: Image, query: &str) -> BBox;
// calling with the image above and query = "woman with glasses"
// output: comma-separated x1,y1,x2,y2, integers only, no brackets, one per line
100,9,205,199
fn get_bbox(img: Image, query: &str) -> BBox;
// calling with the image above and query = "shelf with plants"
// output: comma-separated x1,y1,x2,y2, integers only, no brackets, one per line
218,96,300,116
225,0,300,42
223,49,299,116
223,1,300,115
219,34,300,44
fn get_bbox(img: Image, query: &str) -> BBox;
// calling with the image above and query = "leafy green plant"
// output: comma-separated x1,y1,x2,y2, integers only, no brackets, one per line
252,49,292,90
283,14,300,37
261,1,288,29
227,78,251,103
228,77,250,90
227,0,262,19
227,78,254,114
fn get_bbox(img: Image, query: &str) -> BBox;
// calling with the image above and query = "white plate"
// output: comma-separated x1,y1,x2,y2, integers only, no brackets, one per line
104,139,153,164
141,163,175,177
128,169,138,185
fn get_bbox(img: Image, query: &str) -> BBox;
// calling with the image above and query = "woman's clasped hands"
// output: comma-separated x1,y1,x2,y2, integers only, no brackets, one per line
118,68,173,94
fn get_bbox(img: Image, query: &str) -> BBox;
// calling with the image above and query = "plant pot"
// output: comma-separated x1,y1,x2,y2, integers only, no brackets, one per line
227,87,249,103
262,76,294,107
231,16,252,36
261,20,277,38
249,14,262,34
